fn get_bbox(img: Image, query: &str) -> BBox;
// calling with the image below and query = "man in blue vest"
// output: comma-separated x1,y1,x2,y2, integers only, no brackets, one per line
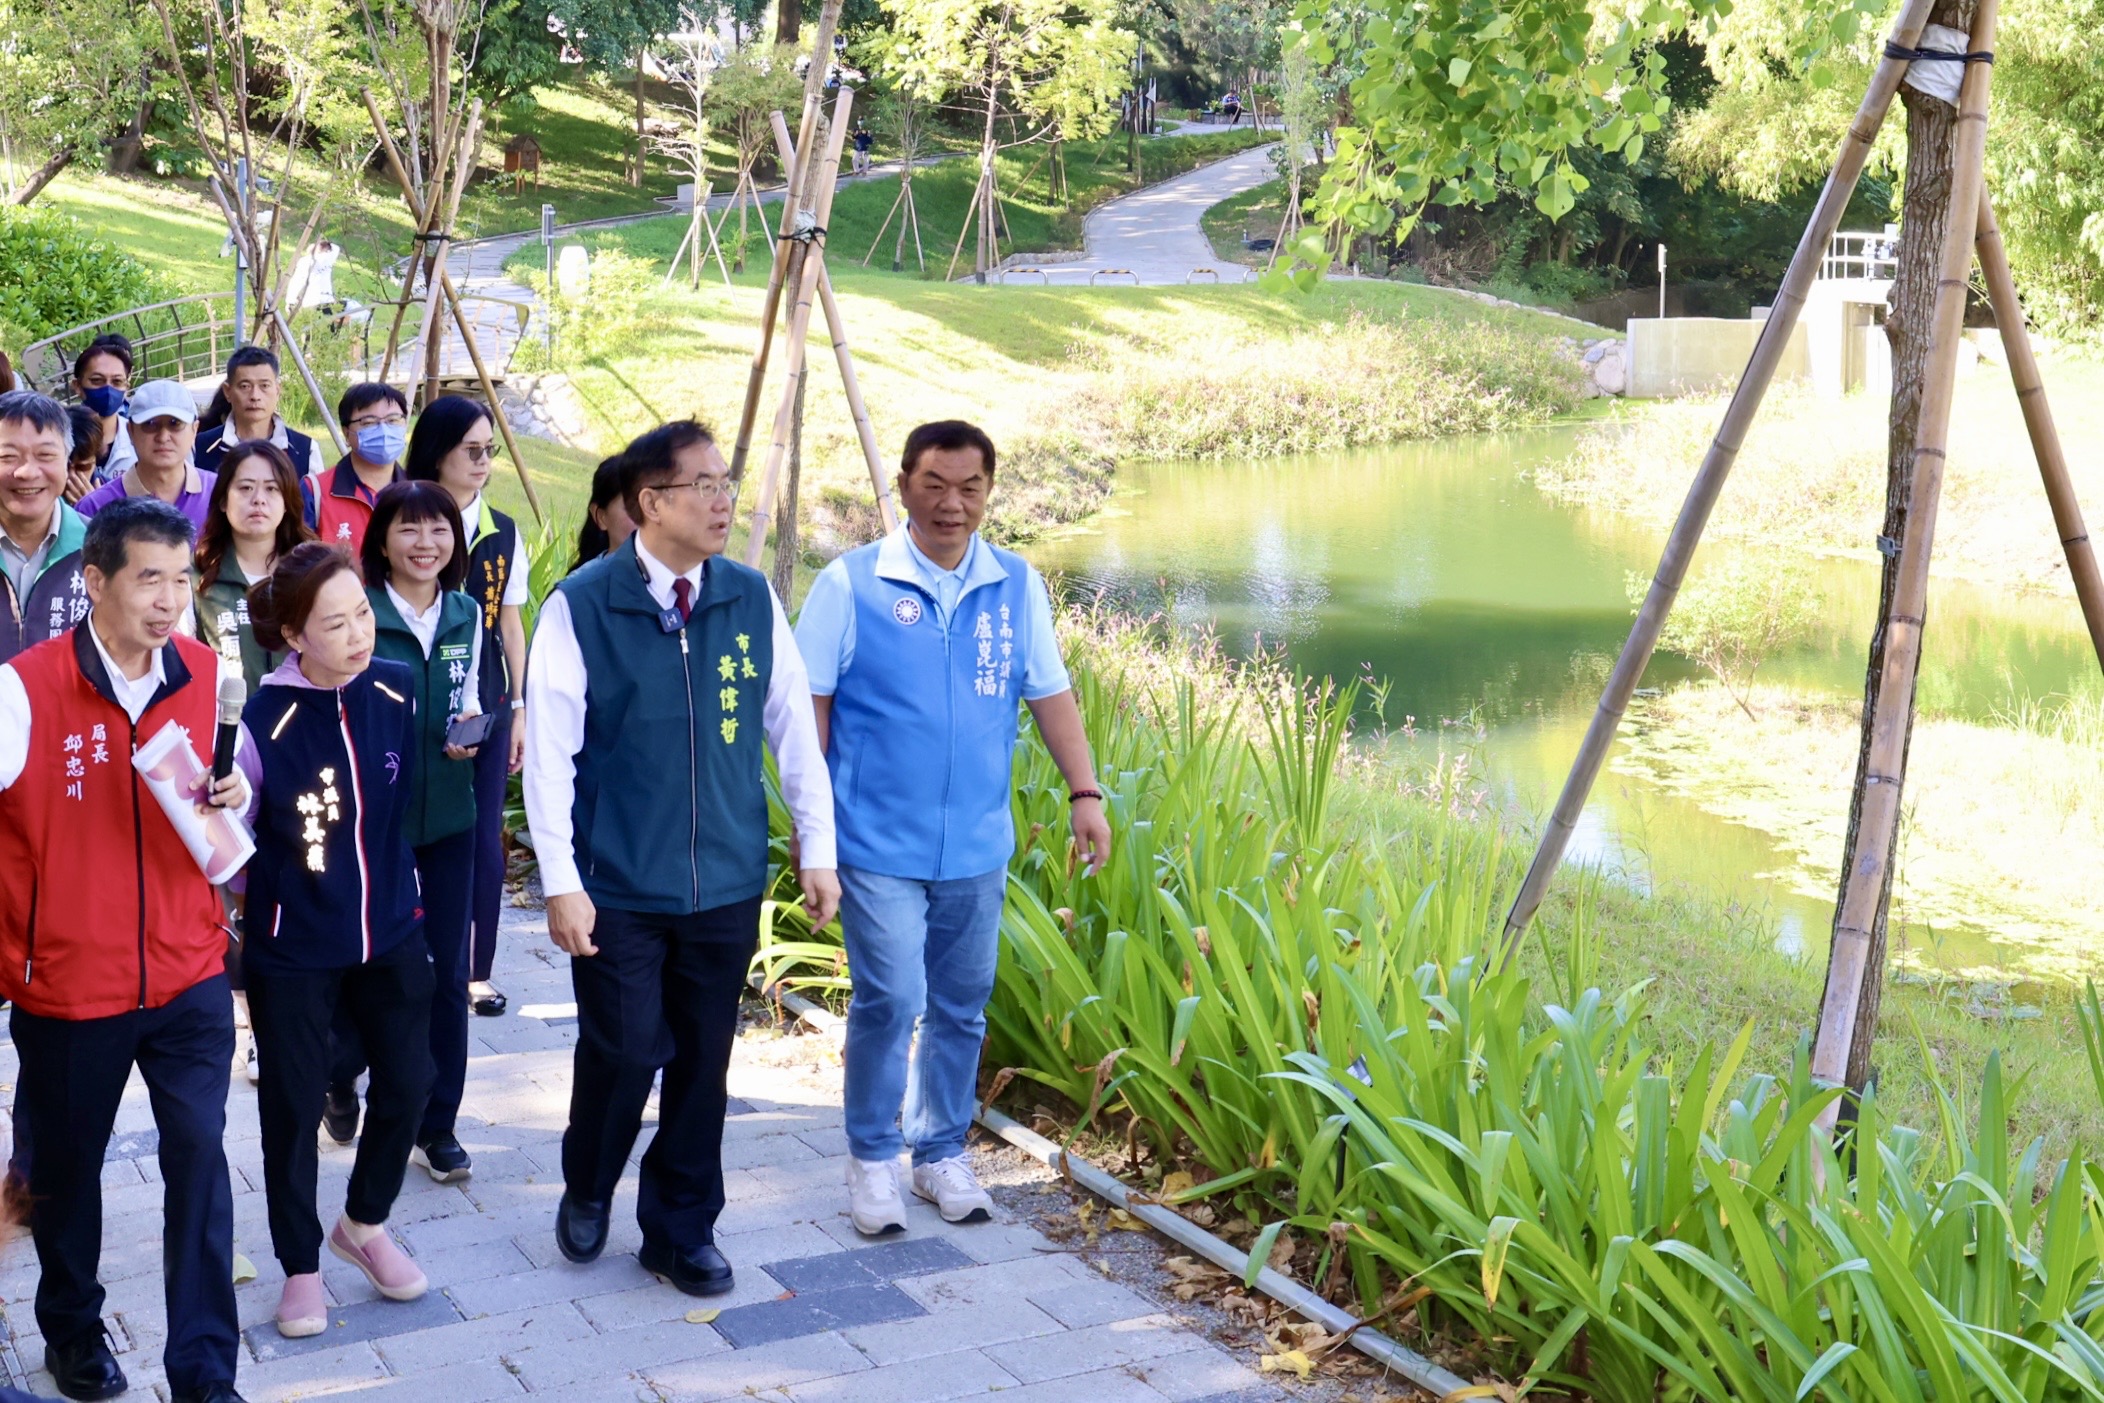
523,418,837,1296
795,420,1111,1236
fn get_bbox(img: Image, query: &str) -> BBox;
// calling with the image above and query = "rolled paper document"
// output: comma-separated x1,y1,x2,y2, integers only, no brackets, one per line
133,720,256,885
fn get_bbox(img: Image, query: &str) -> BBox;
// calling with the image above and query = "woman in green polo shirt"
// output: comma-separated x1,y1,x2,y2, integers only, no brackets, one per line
194,440,314,692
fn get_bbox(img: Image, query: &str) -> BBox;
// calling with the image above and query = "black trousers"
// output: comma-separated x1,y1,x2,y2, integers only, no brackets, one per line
563,898,759,1248
11,975,238,1393
331,828,476,1142
467,711,512,983
249,936,434,1275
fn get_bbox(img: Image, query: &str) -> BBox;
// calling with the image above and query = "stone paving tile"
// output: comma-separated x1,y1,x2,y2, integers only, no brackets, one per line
646,1326,871,1401
1030,1277,1163,1328
984,1363,1180,1403
712,1280,926,1348
283,1355,528,1401
842,1297,1065,1365
502,1313,732,1390
445,1255,656,1318
243,1289,464,1360
225,1338,391,1397
764,1235,974,1292
371,1300,598,1375
987,1313,1212,1383
1128,1345,1292,1402
781,1344,1021,1402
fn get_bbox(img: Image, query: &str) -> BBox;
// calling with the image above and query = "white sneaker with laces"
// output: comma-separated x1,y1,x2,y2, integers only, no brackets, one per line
245,1038,261,1085
911,1155,994,1224
846,1156,908,1237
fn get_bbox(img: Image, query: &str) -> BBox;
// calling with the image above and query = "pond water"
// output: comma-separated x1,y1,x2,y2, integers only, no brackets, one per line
1027,428,2099,974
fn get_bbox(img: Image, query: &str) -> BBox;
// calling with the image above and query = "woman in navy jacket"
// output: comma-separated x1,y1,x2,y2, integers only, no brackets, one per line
236,542,436,1338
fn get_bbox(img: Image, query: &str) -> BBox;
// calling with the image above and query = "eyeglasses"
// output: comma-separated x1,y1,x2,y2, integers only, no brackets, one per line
461,442,503,463
349,413,407,429
134,419,191,437
650,476,739,502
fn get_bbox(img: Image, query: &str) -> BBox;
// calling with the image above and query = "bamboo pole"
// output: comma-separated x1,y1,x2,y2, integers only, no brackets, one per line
726,0,849,484
769,113,897,533
743,90,855,567
862,180,910,265
269,308,350,457
418,100,480,408
1810,0,2000,1123
1495,0,1943,963
363,89,544,522
364,87,445,384
1975,195,2104,670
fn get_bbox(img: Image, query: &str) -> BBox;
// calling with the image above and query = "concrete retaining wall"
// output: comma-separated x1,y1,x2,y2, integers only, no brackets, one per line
1626,316,1811,398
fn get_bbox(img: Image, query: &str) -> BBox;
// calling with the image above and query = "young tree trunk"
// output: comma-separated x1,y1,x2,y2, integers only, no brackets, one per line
107,97,154,175
9,149,72,204
632,55,647,187
771,370,807,601
1819,0,1978,1098
775,0,800,45
894,171,912,271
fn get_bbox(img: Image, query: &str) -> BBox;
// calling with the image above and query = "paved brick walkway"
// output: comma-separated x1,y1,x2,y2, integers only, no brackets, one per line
0,908,1287,1402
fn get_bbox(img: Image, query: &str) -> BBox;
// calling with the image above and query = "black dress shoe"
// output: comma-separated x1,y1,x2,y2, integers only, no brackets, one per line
171,1384,249,1403
555,1192,610,1264
44,1327,126,1401
470,985,507,1017
639,1238,734,1297
322,1084,359,1146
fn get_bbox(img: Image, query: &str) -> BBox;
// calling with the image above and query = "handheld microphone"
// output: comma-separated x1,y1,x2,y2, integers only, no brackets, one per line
212,674,246,785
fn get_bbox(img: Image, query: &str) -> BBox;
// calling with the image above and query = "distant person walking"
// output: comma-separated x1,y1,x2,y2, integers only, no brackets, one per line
1221,90,1242,125
70,336,135,485
407,395,529,1018
795,420,1111,1236
524,419,837,1296
851,121,874,176
193,441,314,694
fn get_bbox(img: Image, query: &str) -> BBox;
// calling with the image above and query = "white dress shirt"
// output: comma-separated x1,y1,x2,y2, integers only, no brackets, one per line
383,581,483,709
523,537,836,900
0,614,251,812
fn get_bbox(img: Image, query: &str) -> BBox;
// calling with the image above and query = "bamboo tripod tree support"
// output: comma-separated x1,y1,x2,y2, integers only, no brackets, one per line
727,0,852,486
741,91,894,568
1495,0,2099,1116
361,88,546,524
664,182,735,290
863,177,926,272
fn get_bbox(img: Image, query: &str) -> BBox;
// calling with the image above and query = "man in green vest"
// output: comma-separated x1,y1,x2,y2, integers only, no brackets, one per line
523,418,838,1297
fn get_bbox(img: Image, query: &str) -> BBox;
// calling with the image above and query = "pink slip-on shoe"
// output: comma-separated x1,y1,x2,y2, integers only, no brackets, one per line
275,1272,327,1338
328,1219,428,1301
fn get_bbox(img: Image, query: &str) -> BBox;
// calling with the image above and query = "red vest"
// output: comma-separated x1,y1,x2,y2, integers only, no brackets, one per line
305,459,400,558
0,630,228,1020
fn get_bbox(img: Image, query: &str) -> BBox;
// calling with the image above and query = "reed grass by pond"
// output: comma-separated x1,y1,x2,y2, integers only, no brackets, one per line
752,608,2104,1400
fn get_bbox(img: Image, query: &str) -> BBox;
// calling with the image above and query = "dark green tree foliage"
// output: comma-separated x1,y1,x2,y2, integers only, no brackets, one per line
0,205,170,344
466,0,568,109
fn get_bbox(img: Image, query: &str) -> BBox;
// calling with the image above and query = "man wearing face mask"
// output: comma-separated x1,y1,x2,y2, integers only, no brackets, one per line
301,383,407,556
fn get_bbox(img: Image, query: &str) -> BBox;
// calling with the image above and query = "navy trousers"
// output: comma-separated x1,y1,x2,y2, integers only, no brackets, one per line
562,898,759,1248
11,975,238,1393
467,711,512,983
333,828,476,1141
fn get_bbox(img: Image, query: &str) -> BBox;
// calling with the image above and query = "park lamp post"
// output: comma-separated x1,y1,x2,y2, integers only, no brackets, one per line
1657,242,1667,320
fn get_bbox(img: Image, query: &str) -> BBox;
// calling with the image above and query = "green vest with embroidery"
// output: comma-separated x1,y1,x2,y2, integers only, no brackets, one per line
367,586,480,846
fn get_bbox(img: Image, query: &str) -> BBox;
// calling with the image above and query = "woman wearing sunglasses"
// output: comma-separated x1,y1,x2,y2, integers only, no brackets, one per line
406,397,529,1021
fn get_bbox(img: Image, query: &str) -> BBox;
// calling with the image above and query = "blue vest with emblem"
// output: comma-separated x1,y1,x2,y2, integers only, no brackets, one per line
827,534,1034,881
559,538,774,915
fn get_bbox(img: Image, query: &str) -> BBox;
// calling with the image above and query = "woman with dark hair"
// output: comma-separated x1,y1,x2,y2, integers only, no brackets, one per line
71,335,136,483
569,453,636,574
406,395,528,1017
195,441,315,694
236,542,436,1338
331,481,484,1183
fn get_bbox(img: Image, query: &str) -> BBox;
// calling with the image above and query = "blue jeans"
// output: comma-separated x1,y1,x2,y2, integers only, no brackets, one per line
839,865,1008,1164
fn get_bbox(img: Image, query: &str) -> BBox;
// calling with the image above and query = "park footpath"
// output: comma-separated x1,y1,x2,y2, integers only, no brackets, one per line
0,902,1302,1402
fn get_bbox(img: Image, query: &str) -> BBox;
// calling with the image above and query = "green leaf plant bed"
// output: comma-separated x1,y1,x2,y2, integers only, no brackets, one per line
749,608,2104,1401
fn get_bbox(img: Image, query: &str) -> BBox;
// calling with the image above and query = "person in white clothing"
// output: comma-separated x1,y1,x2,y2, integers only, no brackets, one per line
524,418,836,1298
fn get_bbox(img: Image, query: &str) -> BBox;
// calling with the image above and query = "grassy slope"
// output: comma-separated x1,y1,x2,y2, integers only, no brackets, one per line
1199,175,1289,268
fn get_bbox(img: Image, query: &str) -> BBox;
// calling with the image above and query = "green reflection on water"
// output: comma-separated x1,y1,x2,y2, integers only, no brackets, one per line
1029,428,2098,978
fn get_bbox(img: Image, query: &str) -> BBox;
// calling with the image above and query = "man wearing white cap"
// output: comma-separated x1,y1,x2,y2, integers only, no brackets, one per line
76,381,215,532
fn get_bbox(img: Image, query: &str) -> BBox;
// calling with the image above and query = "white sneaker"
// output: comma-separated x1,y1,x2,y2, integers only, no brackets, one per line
911,1155,994,1224
245,1038,261,1085
846,1157,908,1237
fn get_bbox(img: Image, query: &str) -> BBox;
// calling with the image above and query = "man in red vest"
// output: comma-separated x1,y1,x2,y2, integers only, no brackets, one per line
0,498,251,1403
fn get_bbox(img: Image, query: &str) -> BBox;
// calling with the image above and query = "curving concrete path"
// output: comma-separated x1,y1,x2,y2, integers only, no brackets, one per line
992,142,1278,288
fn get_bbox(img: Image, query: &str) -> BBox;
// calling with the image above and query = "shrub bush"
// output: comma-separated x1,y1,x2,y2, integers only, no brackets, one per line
0,205,172,344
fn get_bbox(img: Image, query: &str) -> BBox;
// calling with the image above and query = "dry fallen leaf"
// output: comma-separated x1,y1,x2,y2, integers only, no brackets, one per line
684,1308,720,1324
1107,1207,1148,1232
1160,1170,1196,1200
1259,1349,1314,1380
